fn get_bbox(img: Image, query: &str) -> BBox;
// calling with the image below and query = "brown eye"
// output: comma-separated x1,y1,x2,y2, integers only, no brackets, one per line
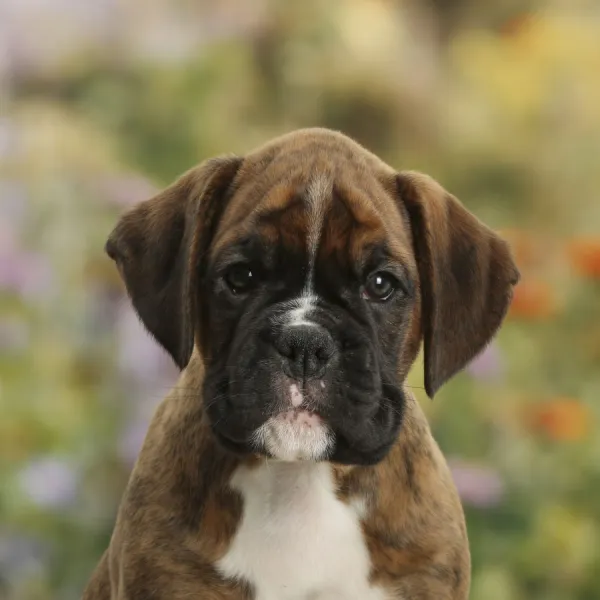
224,264,254,294
362,272,397,302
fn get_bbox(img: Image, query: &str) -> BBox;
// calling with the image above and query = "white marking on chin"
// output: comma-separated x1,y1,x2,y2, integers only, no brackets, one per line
253,410,332,462
217,462,390,600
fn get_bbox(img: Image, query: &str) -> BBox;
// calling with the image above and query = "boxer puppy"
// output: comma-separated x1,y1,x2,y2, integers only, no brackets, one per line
83,128,519,600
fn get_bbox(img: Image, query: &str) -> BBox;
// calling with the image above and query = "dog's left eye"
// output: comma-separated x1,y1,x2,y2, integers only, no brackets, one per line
362,272,397,302
224,264,255,294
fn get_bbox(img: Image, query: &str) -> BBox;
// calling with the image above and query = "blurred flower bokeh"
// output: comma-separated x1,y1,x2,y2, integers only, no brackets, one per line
1,1,600,598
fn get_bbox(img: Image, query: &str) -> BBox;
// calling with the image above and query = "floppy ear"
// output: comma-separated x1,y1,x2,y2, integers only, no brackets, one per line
105,156,242,369
396,171,520,398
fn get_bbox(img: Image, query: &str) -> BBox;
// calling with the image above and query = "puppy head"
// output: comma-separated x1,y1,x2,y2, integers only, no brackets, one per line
106,129,519,466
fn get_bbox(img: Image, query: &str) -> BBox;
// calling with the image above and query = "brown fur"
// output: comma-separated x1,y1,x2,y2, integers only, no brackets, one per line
84,128,518,599
334,393,470,598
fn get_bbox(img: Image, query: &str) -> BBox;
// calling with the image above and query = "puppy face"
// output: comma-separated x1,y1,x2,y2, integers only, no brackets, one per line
106,129,519,466
201,169,419,464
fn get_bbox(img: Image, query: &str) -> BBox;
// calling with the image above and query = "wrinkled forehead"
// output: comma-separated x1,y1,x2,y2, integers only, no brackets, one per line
211,161,414,274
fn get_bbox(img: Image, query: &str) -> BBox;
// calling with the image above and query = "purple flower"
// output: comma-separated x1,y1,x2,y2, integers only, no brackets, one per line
466,342,504,382
82,280,124,338
0,221,18,256
448,459,505,508
116,304,179,389
0,532,48,586
119,417,151,466
97,175,157,207
18,456,79,510
0,0,118,79
0,250,55,300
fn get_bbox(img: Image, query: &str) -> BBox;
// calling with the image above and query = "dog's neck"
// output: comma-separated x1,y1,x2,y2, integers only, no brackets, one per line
138,362,433,509
124,366,460,592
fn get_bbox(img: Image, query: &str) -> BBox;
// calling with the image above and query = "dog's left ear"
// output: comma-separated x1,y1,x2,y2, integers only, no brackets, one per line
105,156,242,369
396,171,520,398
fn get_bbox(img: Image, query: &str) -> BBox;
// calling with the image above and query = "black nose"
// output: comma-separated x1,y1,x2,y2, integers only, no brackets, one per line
272,325,336,380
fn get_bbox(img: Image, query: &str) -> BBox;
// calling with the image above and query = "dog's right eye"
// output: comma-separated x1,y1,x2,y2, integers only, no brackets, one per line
224,264,255,295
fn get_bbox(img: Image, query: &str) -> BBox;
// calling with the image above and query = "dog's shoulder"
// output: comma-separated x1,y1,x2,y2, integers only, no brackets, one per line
94,374,252,598
354,392,471,597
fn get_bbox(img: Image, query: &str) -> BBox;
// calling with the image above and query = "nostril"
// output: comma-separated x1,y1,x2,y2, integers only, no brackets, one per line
315,346,332,363
273,335,300,361
276,342,294,359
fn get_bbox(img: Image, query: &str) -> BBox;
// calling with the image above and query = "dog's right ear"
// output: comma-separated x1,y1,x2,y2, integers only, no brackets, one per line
396,171,519,398
105,157,242,369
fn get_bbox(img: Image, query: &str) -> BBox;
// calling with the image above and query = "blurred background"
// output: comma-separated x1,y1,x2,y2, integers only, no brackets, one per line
1,0,600,598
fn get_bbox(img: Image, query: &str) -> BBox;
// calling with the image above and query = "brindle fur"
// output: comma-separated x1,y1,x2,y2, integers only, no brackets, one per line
84,128,519,599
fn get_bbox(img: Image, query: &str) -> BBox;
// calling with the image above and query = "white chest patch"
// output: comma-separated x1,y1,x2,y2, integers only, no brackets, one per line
217,462,389,600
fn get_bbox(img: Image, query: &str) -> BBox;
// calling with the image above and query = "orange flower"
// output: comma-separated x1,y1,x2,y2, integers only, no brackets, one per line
567,237,600,280
498,12,533,38
498,228,555,271
526,398,591,442
509,279,556,320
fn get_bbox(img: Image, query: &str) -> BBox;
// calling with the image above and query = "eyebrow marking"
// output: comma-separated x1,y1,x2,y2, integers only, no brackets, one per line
305,173,331,283
255,195,305,225
283,173,331,328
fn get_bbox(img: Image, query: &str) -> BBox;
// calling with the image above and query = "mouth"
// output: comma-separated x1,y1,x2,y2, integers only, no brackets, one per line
274,407,323,427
